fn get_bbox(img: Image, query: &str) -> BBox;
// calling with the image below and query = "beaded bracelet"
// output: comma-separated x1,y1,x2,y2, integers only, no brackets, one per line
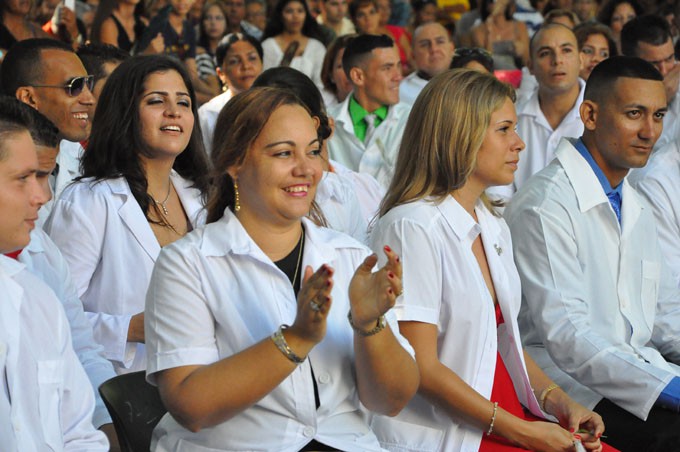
347,312,386,336
487,402,499,436
539,383,560,412
271,325,306,364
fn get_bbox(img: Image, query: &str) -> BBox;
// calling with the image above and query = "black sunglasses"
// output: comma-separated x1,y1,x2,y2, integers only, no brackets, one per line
30,75,95,97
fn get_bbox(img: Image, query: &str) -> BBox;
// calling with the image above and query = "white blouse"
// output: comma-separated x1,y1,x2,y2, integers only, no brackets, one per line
369,196,545,452
261,37,326,88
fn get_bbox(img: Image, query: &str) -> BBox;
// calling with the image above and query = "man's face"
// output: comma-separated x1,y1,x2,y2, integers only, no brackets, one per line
530,25,580,95
35,144,58,203
306,0,321,17
635,39,676,78
91,61,121,119
225,0,246,26
246,1,266,30
412,23,454,77
572,0,595,22
323,0,347,23
586,77,667,183
354,45,402,111
0,131,47,253
28,49,95,142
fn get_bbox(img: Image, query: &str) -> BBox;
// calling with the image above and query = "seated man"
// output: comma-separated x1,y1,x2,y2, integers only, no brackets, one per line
399,22,455,105
0,97,108,451
327,33,410,189
506,56,680,451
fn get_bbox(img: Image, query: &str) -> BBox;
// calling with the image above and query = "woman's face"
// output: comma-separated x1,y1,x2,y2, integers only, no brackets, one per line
579,33,610,80
331,47,353,102
219,40,263,93
375,0,391,26
282,0,306,34
203,4,227,40
470,97,525,189
230,104,322,228
5,0,32,15
610,2,636,34
138,70,194,160
417,3,437,25
354,4,380,34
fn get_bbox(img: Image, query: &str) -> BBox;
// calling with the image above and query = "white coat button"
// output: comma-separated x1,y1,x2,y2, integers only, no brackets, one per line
318,373,330,384
303,426,315,438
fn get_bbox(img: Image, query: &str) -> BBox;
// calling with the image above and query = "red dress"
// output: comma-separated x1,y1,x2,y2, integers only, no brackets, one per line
479,304,619,451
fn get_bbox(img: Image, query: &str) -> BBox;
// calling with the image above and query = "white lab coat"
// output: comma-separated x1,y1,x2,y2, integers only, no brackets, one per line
327,96,411,190
505,138,680,420
369,196,545,452
45,171,205,374
145,212,413,452
197,89,233,155
55,139,84,200
0,255,109,451
398,72,428,106
19,227,116,428
261,37,326,88
316,170,369,244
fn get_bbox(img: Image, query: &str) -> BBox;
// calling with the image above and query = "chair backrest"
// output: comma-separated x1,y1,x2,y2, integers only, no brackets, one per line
99,371,168,452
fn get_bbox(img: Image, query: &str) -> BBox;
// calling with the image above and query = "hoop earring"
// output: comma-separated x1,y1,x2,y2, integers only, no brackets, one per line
233,180,241,212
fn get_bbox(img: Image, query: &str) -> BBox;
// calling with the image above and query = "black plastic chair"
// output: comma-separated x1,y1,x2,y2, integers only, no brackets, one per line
99,371,167,452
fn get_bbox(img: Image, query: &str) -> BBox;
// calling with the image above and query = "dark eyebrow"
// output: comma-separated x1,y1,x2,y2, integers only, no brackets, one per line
142,91,190,98
265,138,321,149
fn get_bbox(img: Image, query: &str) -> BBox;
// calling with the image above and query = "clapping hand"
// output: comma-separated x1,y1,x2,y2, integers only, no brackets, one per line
289,264,334,346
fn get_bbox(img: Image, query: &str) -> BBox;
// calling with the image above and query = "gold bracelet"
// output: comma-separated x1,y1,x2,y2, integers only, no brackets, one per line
270,325,306,364
539,383,560,412
347,312,386,336
486,401,499,436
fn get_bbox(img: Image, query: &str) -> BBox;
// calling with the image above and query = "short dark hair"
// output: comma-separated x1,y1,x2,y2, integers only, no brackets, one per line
349,0,378,20
0,96,32,160
529,22,576,56
215,32,264,68
1,38,74,97
621,14,672,57
451,47,494,72
77,43,129,83
342,34,394,78
0,97,59,148
584,55,663,103
596,0,642,27
573,22,618,57
321,34,356,95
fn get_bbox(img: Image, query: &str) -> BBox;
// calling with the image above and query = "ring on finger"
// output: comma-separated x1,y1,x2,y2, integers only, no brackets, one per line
310,299,323,312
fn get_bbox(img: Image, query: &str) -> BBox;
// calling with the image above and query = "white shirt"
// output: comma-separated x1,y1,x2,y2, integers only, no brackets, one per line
505,138,680,420
398,72,428,106
261,37,326,88
331,160,385,226
629,139,680,287
327,96,411,190
45,172,205,374
198,89,233,155
145,212,412,452
369,196,545,452
0,255,109,451
317,15,356,36
316,170,369,244
654,89,680,152
55,139,84,200
19,228,116,428
489,79,585,201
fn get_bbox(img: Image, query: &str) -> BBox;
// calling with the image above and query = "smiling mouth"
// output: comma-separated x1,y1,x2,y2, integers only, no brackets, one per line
73,112,89,120
161,125,182,132
285,186,309,193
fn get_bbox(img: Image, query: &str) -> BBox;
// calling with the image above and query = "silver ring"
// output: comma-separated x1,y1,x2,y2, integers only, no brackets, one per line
310,299,323,312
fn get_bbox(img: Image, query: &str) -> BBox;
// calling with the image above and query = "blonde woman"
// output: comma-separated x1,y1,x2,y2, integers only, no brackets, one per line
370,69,613,452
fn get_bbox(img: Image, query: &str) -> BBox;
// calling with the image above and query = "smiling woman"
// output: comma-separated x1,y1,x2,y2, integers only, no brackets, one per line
45,55,210,376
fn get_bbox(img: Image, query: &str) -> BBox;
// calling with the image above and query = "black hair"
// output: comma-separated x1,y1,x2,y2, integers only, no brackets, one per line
0,96,59,148
480,0,514,22
90,0,147,45
411,0,437,14
1,38,73,96
262,0,325,42
77,43,130,83
450,47,494,72
573,21,618,57
253,67,331,140
348,0,378,21
215,32,264,67
321,34,355,95
197,1,228,51
584,55,663,103
0,96,32,159
621,14,672,57
342,33,394,78
82,55,210,223
596,0,642,27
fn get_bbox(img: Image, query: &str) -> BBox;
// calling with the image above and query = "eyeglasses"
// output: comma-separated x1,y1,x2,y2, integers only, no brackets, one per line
30,75,95,97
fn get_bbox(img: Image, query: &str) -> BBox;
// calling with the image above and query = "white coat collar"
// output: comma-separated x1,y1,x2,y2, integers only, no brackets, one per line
520,78,585,128
435,195,482,242
24,227,49,254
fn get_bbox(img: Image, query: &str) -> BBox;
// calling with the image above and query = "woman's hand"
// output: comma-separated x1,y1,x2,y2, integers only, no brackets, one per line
512,420,585,452
545,391,604,451
348,245,402,331
287,264,334,346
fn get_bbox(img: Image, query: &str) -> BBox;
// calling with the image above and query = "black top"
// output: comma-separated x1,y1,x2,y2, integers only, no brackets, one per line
110,14,146,54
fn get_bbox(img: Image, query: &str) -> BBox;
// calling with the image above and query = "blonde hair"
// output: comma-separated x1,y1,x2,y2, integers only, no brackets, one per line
379,69,515,217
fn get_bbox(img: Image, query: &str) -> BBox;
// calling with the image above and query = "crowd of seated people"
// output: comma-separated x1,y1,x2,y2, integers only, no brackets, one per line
3,0,680,450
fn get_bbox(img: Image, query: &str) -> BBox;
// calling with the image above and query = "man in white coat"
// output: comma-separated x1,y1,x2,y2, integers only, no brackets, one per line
0,98,108,452
327,34,410,189
505,56,680,451
399,22,454,105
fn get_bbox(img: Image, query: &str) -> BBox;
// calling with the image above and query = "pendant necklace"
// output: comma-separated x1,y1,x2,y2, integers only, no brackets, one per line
291,228,305,289
151,183,172,216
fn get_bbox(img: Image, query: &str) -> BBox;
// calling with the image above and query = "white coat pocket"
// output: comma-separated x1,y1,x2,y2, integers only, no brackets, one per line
38,359,65,452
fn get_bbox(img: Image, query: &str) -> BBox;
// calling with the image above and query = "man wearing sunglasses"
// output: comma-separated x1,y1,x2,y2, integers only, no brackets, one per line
1,38,95,202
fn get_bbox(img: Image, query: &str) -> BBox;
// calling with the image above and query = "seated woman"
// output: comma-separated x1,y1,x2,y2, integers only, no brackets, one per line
320,34,356,109
471,0,529,70
261,0,327,88
195,0,229,97
370,69,614,452
574,22,617,81
46,55,210,375
144,86,419,451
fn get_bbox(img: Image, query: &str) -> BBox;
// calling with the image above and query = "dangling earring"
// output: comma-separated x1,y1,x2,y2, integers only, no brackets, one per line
233,180,241,212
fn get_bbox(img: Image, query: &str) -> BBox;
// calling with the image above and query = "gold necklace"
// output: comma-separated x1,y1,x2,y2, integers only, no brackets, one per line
291,227,305,288
150,183,172,216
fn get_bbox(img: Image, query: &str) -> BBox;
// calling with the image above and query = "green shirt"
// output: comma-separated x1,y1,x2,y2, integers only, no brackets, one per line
348,96,388,143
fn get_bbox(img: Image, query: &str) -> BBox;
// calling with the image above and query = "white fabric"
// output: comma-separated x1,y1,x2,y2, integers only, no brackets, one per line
45,172,205,374
331,159,385,226
654,88,680,152
145,212,413,452
515,67,538,106
0,255,109,451
398,72,428,106
321,86,341,110
505,138,680,420
317,15,356,36
316,170,369,244
327,96,411,190
489,79,585,201
629,139,680,287
369,196,545,452
19,228,116,428
55,139,84,200
261,37,326,88
198,89,233,155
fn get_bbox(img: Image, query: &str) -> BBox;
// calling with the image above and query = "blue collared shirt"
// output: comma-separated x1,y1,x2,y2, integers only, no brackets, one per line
574,138,623,224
